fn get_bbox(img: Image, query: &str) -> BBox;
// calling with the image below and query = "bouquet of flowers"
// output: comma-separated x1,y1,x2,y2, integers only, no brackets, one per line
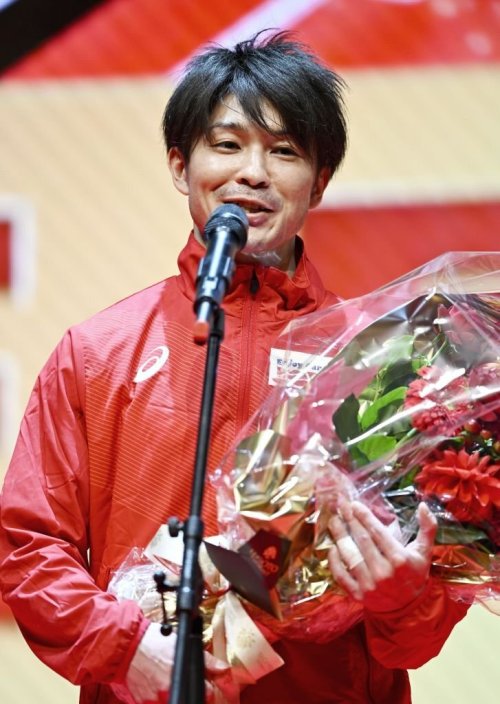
207,252,500,641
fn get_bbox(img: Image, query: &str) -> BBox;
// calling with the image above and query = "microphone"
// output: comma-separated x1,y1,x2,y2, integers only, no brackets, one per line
193,204,249,344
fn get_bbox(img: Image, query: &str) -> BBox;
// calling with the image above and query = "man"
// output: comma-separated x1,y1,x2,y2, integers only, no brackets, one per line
0,32,467,704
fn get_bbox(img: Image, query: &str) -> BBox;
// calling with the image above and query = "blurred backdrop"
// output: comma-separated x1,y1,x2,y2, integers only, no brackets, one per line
0,1,499,702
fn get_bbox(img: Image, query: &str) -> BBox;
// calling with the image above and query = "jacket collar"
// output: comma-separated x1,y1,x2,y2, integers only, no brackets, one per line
175,232,333,318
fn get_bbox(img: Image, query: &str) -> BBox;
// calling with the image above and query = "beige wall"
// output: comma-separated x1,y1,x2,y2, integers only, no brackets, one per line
325,65,500,204
0,78,190,465
0,66,499,702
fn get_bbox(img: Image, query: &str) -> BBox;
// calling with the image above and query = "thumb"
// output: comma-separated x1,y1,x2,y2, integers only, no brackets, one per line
413,502,437,556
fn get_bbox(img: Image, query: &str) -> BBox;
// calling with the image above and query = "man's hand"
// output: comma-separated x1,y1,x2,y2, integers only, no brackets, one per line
328,500,437,613
120,623,228,703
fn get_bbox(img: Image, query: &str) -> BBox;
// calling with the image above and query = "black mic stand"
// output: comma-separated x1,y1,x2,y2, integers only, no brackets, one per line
156,304,225,704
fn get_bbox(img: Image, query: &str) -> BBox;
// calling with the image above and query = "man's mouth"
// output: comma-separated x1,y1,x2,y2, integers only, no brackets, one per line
225,199,273,215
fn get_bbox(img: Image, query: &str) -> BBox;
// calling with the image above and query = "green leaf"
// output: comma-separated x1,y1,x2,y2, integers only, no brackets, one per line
397,466,420,490
342,340,363,366
360,386,407,431
412,357,429,373
332,394,361,443
436,525,489,545
356,434,398,462
382,334,415,363
379,359,416,393
348,445,370,468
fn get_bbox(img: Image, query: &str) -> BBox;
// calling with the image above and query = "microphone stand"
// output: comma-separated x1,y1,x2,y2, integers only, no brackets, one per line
163,305,225,704
155,205,247,703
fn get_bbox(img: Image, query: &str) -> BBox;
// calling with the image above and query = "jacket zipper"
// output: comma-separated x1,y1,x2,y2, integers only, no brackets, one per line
237,269,260,429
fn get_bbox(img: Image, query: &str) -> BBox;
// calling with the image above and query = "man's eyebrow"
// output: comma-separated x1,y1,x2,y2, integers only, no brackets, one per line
208,120,291,139
208,120,247,132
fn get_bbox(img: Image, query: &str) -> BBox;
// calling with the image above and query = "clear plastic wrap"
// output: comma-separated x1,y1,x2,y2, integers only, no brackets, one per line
209,252,500,638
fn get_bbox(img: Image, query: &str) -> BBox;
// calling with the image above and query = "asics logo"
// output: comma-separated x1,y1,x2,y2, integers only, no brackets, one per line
134,345,169,383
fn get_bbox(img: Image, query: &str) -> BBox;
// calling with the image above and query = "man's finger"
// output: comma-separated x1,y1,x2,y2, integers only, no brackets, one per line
412,502,437,556
328,544,363,600
349,501,400,559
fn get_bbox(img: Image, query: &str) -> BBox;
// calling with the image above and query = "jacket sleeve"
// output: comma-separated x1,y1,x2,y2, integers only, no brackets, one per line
0,330,148,685
364,577,469,669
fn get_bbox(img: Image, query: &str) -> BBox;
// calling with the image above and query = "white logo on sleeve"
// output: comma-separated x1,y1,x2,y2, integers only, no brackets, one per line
134,345,170,383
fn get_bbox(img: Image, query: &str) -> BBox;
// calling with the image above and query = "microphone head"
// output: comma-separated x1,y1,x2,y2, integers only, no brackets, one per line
203,204,249,249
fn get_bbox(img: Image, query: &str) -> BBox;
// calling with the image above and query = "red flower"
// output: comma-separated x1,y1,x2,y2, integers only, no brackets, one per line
404,366,470,434
416,448,500,523
410,405,458,435
487,511,500,546
468,362,500,422
439,303,500,363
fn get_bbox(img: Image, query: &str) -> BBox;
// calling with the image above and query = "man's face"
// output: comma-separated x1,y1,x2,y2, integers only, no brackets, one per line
168,95,330,272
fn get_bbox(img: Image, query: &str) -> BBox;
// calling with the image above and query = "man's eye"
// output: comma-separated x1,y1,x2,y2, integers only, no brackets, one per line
274,145,298,156
214,141,239,150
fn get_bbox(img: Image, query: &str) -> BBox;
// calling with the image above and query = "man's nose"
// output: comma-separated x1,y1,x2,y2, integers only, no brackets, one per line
236,148,270,188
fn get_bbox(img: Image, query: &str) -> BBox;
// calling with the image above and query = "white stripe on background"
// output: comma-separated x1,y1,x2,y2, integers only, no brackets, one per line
320,181,500,209
167,0,329,80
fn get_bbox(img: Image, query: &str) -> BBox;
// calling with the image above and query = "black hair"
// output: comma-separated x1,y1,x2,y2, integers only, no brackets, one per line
162,30,348,177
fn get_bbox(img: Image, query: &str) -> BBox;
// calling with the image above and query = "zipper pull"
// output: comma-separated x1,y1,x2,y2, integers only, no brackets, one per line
250,270,260,296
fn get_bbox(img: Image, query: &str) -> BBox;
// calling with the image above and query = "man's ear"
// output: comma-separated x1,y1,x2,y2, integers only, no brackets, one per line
167,147,189,196
309,167,331,209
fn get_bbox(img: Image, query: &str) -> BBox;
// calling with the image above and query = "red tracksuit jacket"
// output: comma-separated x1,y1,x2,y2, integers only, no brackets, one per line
0,234,467,703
